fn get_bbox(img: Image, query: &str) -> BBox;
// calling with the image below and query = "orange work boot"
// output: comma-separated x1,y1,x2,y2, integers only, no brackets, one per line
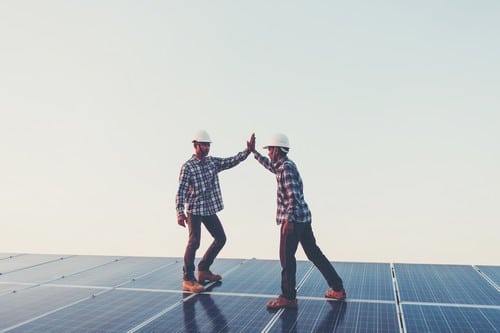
182,279,205,293
325,288,346,301
266,295,298,309
198,270,222,283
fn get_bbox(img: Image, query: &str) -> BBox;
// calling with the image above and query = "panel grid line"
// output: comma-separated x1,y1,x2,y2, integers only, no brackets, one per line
401,302,500,310
0,255,72,275
390,263,406,333
474,265,500,292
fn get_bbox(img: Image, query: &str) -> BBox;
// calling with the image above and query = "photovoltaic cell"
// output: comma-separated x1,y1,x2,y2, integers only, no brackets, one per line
0,254,20,260
120,260,182,290
120,258,243,290
8,289,183,333
209,259,312,295
394,264,500,305
477,265,500,289
0,285,100,331
0,254,67,275
0,283,27,295
269,300,400,333
299,262,395,301
48,256,174,287
0,255,122,284
403,304,500,333
135,293,279,333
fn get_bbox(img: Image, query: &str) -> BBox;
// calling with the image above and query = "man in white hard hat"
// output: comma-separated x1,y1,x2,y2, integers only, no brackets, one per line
176,130,255,293
249,133,346,309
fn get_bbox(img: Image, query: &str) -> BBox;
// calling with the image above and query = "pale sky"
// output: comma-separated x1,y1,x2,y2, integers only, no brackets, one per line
1,1,499,265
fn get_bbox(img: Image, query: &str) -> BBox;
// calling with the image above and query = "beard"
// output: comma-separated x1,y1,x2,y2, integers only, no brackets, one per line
200,149,209,158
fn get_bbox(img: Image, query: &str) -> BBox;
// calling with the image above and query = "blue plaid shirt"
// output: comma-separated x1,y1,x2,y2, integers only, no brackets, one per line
176,150,250,216
254,152,312,225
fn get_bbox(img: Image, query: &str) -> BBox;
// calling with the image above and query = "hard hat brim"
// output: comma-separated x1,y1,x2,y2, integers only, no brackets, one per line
263,145,289,149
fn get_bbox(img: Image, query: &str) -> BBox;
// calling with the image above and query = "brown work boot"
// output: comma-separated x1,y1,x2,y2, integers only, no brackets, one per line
198,270,222,283
325,288,346,301
182,279,205,293
266,295,298,309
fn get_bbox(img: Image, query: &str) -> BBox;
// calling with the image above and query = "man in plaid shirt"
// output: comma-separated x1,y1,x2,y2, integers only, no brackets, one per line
250,133,346,309
176,130,254,293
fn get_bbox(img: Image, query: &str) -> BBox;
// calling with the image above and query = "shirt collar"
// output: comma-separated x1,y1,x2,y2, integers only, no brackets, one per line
273,156,288,169
191,154,206,163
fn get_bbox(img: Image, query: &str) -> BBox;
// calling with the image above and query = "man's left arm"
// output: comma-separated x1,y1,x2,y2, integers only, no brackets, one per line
216,134,254,171
283,162,299,224
216,149,251,171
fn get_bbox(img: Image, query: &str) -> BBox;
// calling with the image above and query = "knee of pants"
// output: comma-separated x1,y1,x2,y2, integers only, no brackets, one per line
216,235,227,247
187,239,200,250
304,247,322,261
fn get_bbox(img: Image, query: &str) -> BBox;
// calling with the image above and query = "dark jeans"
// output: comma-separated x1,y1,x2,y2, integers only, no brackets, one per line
280,222,343,299
183,214,226,281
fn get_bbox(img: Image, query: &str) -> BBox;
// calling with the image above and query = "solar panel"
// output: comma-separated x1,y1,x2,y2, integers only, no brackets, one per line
0,255,498,332
119,260,183,290
47,256,174,287
0,254,20,260
477,265,500,290
133,293,275,333
394,264,500,305
0,255,122,284
0,285,100,331
299,262,395,301
7,289,182,333
402,304,500,333
0,283,27,295
205,259,312,295
120,258,243,291
268,300,400,333
0,254,67,275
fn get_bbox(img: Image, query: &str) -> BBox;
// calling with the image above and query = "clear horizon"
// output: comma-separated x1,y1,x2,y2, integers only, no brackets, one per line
1,1,499,265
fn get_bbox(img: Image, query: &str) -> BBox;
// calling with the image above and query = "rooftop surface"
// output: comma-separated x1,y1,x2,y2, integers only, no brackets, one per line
0,253,499,332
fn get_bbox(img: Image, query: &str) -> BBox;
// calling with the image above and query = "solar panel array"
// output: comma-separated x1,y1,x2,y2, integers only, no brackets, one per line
0,253,499,332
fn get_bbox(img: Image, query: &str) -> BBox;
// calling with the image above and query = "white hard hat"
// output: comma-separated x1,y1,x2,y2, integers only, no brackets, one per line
263,133,290,149
192,129,212,143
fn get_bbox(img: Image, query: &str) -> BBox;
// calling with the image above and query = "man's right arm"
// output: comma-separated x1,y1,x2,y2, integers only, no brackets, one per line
177,213,186,227
175,165,189,227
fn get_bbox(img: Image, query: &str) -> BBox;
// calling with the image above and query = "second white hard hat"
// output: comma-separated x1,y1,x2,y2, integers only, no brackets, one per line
192,129,212,143
263,133,290,149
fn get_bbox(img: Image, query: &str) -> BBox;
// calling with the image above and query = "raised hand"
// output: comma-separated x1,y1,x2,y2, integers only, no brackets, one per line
247,133,256,152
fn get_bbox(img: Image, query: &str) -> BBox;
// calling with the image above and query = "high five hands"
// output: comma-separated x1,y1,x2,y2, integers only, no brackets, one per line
247,133,256,153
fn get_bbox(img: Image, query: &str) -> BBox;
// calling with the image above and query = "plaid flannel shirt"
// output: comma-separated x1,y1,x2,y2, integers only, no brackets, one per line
176,150,250,216
254,152,312,225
